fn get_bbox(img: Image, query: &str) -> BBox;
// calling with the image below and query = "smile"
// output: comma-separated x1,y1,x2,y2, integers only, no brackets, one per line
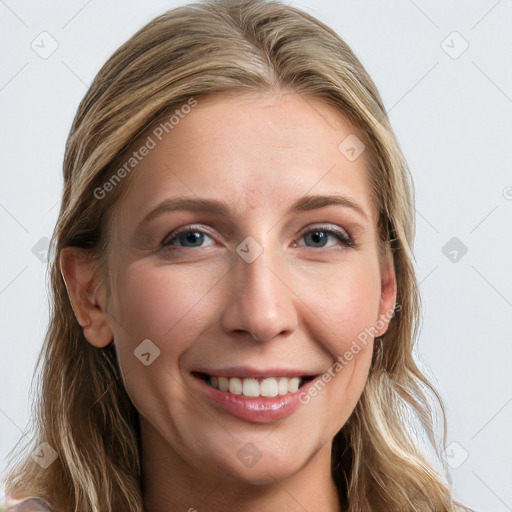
195,373,316,397
190,368,322,422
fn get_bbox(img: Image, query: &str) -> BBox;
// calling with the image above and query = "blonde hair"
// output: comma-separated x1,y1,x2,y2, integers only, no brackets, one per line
2,1,471,511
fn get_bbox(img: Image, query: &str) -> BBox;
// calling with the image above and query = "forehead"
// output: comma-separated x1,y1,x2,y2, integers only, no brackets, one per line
111,91,375,228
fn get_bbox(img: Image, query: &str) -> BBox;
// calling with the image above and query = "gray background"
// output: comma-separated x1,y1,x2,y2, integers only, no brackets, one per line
0,1,511,510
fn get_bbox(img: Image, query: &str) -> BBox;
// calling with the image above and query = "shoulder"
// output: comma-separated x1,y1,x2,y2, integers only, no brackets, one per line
5,498,54,511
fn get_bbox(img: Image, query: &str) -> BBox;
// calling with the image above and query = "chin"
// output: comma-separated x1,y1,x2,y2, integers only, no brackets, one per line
204,443,308,485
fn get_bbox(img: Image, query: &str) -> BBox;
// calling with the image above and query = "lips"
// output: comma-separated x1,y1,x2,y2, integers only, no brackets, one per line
190,369,322,422
192,372,316,397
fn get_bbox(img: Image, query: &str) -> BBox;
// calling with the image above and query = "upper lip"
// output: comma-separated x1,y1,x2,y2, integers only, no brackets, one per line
192,366,321,378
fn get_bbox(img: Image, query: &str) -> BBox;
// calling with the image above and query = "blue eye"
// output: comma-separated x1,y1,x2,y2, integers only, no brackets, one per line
300,227,355,249
163,227,215,248
161,225,356,252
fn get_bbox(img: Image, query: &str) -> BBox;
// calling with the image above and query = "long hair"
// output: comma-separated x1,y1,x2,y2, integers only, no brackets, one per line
2,1,471,510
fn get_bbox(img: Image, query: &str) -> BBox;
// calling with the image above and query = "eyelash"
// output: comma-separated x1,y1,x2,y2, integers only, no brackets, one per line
161,224,357,251
299,224,357,249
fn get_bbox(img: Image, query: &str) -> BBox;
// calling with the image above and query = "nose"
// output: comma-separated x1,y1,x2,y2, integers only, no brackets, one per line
220,246,299,343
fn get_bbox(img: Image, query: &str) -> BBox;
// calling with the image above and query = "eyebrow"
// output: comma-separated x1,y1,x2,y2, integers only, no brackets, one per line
140,193,369,226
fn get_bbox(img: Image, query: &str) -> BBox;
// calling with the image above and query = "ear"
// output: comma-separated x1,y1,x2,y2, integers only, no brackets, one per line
59,247,114,348
375,248,398,337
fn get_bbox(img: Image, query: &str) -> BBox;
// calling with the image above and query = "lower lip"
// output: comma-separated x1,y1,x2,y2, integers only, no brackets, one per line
191,374,319,423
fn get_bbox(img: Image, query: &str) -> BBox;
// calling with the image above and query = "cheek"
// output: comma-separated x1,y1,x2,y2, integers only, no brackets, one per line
320,350,373,436
111,260,218,344
295,257,380,422
300,256,382,355
108,261,219,398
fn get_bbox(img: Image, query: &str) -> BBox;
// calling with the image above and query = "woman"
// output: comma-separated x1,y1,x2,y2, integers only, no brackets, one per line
2,0,474,510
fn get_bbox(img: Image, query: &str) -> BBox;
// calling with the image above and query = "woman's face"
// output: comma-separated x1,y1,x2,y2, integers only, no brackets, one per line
101,92,396,484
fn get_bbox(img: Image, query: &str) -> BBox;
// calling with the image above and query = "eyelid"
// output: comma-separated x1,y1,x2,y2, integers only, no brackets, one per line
161,222,357,249
299,223,350,238
161,224,218,245
298,223,356,248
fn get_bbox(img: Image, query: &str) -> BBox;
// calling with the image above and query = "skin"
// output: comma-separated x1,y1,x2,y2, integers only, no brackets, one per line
61,91,397,512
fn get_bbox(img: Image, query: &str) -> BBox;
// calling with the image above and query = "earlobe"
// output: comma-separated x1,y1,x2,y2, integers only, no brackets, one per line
376,251,398,338
59,247,114,348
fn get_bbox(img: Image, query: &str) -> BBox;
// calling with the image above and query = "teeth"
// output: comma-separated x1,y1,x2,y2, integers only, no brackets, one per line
288,377,301,393
218,377,229,392
260,377,278,397
243,378,260,397
229,377,242,395
277,377,288,395
207,375,306,397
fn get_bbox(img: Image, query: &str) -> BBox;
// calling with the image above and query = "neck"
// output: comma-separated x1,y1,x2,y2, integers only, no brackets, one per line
140,418,342,512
